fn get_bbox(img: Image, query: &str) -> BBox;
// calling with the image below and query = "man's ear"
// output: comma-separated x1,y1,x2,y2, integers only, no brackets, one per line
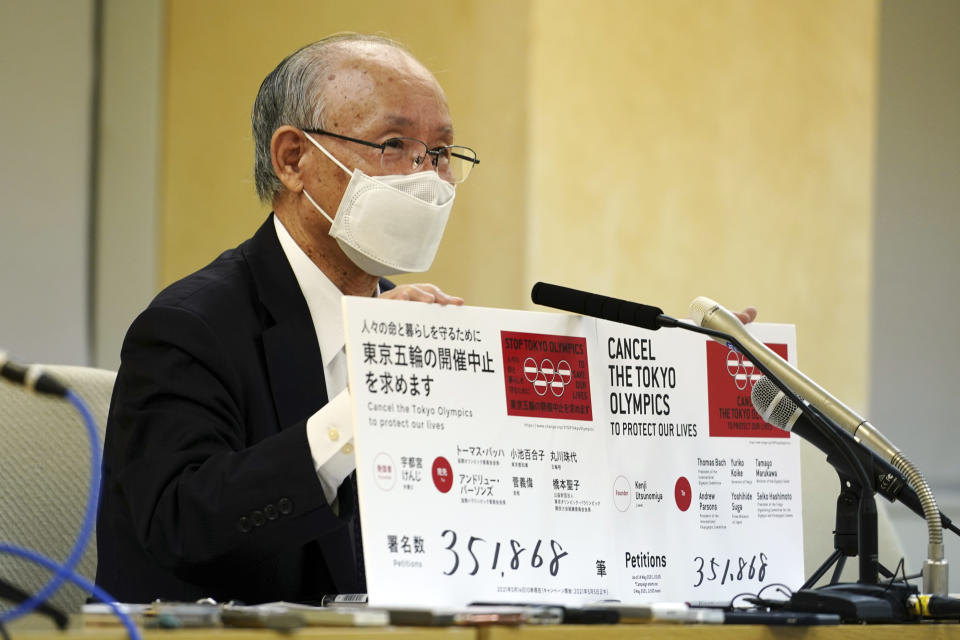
271,126,307,192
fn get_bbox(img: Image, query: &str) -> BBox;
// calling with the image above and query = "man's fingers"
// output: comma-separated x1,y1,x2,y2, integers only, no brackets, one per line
380,283,464,305
404,285,436,303
416,284,464,306
736,306,758,324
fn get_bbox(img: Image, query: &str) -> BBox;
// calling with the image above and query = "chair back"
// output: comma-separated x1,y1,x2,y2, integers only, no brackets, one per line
0,365,116,614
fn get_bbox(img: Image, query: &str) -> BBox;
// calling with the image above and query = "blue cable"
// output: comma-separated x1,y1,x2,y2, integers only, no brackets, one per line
0,543,139,640
0,390,97,622
0,387,139,638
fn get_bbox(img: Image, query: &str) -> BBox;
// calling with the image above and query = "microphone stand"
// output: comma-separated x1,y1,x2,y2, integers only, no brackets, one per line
808,481,862,587
798,402,915,591
802,468,892,589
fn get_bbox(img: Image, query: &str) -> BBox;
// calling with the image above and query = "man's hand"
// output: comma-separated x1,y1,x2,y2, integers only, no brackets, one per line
736,307,758,324
380,283,464,305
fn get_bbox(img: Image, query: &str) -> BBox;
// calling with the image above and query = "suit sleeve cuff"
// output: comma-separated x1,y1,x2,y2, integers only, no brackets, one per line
306,388,356,504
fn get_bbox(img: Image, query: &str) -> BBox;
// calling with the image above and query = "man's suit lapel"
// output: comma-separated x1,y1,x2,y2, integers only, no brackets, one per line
243,215,329,429
241,214,396,594
242,214,395,426
242,215,363,593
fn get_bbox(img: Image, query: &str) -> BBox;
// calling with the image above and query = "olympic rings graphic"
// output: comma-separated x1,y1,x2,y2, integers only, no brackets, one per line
523,357,573,397
726,348,760,391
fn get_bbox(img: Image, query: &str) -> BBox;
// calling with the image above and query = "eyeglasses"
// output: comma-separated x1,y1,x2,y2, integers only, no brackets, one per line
303,128,479,184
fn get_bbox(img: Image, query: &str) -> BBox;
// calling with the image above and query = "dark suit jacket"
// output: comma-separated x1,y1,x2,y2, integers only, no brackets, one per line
95,215,392,603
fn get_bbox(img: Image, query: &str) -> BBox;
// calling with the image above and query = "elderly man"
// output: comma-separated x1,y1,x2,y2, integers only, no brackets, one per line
95,34,477,604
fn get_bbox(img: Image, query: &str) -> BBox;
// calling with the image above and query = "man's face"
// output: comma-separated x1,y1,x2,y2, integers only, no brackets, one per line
302,45,454,217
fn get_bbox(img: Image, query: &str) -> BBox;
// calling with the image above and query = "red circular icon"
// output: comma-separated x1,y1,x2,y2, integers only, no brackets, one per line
432,456,453,493
675,476,692,511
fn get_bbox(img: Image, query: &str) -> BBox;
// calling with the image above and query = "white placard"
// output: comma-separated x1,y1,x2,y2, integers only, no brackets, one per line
343,299,803,607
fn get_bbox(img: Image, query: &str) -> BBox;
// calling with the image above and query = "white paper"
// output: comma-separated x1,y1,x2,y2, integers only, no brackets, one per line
343,299,803,607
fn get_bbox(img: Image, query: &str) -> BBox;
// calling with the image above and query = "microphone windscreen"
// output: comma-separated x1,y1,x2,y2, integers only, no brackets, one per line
531,282,664,331
687,296,720,327
530,282,589,315
751,376,800,431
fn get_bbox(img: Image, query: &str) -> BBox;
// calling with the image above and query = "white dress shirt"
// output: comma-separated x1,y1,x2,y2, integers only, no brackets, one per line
273,215,361,506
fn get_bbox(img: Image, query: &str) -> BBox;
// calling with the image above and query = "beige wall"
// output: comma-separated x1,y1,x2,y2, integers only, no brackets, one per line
526,0,877,412
161,0,877,411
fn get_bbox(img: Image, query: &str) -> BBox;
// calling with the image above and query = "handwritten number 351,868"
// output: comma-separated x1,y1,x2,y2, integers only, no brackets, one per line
441,530,568,577
693,553,768,587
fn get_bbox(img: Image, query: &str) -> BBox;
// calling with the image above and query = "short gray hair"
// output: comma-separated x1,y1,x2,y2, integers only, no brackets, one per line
251,33,408,203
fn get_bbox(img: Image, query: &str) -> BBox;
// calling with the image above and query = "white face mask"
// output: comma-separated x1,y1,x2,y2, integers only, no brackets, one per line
301,132,456,276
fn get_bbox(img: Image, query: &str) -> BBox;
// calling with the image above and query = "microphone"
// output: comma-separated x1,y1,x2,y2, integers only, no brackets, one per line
531,282,679,331
0,351,68,397
751,375,956,533
688,297,901,464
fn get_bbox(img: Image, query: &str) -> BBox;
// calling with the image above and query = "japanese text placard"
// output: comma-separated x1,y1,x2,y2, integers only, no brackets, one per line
343,298,803,607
